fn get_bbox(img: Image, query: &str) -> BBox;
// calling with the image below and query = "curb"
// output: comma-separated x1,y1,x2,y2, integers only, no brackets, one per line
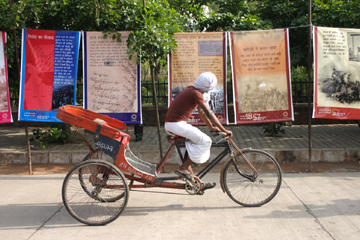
1,148,360,165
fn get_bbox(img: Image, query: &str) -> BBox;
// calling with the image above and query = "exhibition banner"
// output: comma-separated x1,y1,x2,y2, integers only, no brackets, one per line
169,32,228,125
230,29,293,124
19,29,80,122
313,26,360,119
0,32,12,124
83,31,142,124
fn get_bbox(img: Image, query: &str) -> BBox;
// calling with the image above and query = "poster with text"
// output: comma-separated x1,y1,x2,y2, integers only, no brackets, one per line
230,29,293,124
169,32,227,125
83,31,141,124
313,26,360,119
0,32,12,124
19,29,80,122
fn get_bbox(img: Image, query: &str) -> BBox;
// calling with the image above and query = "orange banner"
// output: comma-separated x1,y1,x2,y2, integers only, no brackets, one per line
230,29,293,124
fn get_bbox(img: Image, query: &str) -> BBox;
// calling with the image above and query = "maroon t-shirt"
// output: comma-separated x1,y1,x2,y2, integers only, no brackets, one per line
165,86,205,122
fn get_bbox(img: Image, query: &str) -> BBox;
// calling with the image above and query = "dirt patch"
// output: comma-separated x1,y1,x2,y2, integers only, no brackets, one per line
280,161,360,173
1,162,359,175
0,163,76,175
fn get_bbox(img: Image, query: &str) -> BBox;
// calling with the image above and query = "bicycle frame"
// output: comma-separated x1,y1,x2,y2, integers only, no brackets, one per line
122,136,258,190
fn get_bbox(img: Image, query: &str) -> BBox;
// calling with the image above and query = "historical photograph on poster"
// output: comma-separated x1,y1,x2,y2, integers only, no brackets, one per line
318,66,360,105
348,32,360,62
237,77,289,113
314,27,360,119
231,29,293,124
0,68,8,112
51,85,74,109
0,32,12,124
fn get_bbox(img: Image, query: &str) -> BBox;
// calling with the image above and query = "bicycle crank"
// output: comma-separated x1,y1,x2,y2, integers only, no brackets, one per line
185,176,201,195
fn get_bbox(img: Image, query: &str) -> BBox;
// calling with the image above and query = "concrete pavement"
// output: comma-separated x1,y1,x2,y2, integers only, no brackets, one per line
0,172,359,240
1,124,360,164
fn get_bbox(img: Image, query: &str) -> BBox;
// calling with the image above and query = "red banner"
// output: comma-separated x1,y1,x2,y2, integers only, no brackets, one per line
23,29,55,111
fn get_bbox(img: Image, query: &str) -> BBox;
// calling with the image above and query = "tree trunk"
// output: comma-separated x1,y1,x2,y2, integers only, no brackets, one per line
150,62,163,161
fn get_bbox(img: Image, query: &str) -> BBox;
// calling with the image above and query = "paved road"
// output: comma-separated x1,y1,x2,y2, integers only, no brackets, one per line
1,172,359,240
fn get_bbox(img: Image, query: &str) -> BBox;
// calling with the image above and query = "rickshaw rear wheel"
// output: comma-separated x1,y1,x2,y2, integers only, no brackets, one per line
62,160,129,225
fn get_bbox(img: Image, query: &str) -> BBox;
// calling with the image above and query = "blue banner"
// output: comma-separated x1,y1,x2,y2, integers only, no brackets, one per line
19,29,80,122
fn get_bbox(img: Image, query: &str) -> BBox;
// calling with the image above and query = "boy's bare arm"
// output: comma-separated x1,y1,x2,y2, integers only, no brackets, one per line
198,102,233,138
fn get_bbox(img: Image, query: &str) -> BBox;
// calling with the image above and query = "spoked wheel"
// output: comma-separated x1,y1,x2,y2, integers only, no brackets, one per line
222,149,282,207
82,149,135,188
79,150,124,202
62,160,129,225
82,149,113,163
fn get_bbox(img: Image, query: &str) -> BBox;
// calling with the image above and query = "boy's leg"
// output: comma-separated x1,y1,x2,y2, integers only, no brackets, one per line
178,156,194,176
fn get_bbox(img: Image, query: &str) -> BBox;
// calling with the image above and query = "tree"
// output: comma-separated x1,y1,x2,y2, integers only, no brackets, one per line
125,0,185,156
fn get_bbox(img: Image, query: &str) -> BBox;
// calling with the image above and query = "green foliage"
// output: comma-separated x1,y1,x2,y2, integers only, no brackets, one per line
30,124,71,149
199,0,270,31
126,0,184,67
167,0,208,31
313,0,360,28
263,122,292,137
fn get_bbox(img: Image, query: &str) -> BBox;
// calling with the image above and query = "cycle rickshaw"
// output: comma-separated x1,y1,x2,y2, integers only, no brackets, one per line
56,105,282,226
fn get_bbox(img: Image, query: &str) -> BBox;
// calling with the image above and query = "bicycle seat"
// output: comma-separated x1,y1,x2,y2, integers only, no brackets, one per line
166,132,186,142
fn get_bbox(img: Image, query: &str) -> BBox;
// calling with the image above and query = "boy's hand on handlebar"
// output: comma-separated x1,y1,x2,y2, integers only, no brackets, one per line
225,130,233,138
210,126,221,133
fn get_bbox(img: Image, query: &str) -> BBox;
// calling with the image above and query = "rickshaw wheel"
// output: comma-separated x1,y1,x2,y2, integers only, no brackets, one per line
62,160,129,226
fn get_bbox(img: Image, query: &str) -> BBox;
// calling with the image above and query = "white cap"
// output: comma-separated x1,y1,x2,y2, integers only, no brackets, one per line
194,72,217,92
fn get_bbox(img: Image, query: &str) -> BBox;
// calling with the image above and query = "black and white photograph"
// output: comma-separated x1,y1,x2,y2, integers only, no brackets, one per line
51,85,74,110
171,86,224,114
318,65,360,105
0,70,8,112
236,75,289,113
348,32,360,62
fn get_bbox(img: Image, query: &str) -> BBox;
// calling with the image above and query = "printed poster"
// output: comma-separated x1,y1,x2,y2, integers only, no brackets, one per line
83,31,141,124
169,32,228,125
313,26,360,119
19,29,80,122
0,32,12,124
230,29,293,124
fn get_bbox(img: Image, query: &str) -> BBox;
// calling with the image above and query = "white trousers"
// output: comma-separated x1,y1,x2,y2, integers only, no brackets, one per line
164,121,212,164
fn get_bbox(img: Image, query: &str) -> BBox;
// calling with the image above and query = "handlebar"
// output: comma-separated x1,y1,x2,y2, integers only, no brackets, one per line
211,131,230,144
211,132,228,137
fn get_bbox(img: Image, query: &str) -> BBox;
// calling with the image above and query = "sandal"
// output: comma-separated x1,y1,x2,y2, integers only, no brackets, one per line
200,182,216,191
175,169,194,182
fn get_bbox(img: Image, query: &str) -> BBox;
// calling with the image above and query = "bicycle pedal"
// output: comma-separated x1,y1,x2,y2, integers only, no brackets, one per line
196,190,204,196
